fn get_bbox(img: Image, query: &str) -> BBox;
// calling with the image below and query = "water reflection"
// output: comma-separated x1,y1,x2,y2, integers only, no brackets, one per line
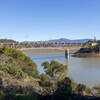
81,58,100,69
27,54,100,87
68,55,100,87
65,58,70,66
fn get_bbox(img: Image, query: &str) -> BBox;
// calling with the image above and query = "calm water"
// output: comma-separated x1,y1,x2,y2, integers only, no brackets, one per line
27,53,100,87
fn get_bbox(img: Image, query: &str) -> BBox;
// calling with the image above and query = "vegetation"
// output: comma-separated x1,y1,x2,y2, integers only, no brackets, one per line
73,40,100,57
0,45,9,53
0,39,82,48
41,60,67,81
0,39,16,43
0,46,99,100
93,84,100,94
0,46,38,78
39,60,68,94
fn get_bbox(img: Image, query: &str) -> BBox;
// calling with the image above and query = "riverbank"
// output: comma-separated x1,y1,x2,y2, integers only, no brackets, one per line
73,53,100,57
20,47,80,54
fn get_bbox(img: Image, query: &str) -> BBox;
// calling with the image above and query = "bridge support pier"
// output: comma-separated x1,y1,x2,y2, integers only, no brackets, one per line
65,49,69,59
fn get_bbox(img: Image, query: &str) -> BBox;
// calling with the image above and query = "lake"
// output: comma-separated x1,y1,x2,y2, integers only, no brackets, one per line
23,48,100,87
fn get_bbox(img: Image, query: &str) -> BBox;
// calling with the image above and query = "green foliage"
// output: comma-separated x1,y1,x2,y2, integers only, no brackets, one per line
85,87,91,94
0,46,94,100
40,60,68,94
40,73,49,82
0,39,16,43
0,89,5,100
93,84,100,94
41,60,67,81
22,56,38,77
70,79,77,92
39,74,52,87
0,65,24,79
0,86,39,100
15,95,30,100
0,71,5,76
0,45,9,53
57,77,72,95
0,91,39,100
0,48,38,77
29,91,38,100
76,84,87,94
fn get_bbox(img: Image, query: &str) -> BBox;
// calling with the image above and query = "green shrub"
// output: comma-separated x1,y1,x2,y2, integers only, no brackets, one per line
0,65,24,79
8,48,38,77
0,45,9,54
85,87,91,94
15,95,30,100
0,71,5,76
93,84,100,94
40,74,49,82
76,84,86,94
41,60,67,81
0,48,38,78
57,77,72,95
0,89,5,100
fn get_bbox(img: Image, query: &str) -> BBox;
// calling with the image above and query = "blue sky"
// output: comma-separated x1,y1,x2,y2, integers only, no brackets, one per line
0,0,100,41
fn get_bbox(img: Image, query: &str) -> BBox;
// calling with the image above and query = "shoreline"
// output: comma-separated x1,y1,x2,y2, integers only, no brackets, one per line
20,47,80,54
73,53,100,57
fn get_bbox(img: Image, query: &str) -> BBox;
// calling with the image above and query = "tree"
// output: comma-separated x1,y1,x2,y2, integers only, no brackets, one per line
76,84,86,94
0,45,9,53
41,60,68,82
40,60,68,94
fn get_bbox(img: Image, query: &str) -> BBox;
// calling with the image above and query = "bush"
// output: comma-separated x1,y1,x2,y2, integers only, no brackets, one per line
8,48,38,76
0,89,5,100
0,65,24,79
76,84,86,94
40,74,49,82
41,60,67,81
0,45,9,54
0,48,38,78
57,77,72,95
93,84,100,94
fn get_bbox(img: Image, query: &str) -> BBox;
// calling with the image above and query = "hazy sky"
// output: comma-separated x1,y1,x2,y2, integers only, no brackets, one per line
0,0,100,41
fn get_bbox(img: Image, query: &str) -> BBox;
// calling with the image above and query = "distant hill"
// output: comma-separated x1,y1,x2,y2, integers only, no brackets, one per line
47,38,93,43
0,39,16,43
23,38,92,43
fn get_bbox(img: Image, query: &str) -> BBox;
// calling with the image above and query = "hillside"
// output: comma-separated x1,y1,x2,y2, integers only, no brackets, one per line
73,41,100,57
23,38,92,43
0,39,16,43
0,46,38,78
47,38,92,43
0,46,99,100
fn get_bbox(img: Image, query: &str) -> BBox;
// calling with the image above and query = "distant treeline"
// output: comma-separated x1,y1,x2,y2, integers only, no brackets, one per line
1,42,82,48
0,39,83,48
0,39,16,43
